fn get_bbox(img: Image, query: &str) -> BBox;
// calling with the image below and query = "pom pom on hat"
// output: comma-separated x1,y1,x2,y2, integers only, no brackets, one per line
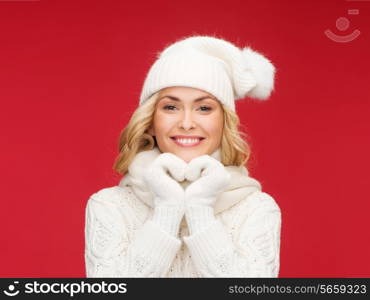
139,35,276,111
240,46,276,100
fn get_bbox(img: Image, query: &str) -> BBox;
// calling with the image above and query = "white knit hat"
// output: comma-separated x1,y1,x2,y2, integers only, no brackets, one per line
139,35,276,112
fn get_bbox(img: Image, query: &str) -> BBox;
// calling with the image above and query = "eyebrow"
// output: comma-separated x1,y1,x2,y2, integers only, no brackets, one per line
158,95,216,102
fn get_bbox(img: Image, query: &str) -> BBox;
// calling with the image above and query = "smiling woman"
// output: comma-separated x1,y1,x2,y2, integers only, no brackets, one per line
84,35,281,278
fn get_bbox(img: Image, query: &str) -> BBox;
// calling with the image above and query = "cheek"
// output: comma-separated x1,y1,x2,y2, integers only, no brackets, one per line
207,126,223,141
204,114,223,138
153,114,175,136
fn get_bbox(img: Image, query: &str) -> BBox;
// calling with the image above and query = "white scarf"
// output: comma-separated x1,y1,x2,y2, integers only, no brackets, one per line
119,146,262,214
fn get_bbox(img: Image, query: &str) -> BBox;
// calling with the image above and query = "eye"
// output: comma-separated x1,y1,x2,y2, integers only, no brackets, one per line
199,106,212,111
163,105,177,110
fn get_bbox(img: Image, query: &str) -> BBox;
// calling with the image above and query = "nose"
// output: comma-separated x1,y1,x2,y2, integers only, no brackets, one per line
178,110,196,130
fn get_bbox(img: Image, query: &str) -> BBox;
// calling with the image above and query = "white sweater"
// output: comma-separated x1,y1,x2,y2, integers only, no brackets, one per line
84,147,282,277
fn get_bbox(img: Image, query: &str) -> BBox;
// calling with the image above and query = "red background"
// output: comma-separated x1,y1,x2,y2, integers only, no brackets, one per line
0,0,369,278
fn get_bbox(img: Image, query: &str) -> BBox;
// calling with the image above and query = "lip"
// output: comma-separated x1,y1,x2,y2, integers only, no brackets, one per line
171,135,205,139
170,136,205,147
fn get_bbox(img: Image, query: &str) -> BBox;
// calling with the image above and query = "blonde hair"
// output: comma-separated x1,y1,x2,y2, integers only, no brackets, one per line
112,92,252,175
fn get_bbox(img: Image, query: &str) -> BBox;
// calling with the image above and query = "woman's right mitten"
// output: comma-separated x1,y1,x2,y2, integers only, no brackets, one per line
143,152,188,236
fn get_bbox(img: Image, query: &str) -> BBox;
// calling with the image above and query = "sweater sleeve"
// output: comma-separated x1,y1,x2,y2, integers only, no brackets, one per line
182,192,282,277
84,191,182,277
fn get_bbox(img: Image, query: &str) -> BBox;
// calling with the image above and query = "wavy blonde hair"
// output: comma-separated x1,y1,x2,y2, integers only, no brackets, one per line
112,92,252,175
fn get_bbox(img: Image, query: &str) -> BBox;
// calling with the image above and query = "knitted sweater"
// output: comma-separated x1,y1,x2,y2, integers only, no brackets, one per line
84,147,282,277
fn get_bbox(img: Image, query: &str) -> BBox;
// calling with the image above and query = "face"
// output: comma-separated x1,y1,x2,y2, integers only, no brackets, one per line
147,86,224,163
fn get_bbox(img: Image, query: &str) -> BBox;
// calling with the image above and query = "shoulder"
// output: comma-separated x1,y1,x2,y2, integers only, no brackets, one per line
87,185,132,207
247,191,281,215
85,186,136,225
86,185,150,225
230,190,281,214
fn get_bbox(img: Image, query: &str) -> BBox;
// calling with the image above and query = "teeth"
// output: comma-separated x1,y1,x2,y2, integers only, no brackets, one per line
175,138,200,144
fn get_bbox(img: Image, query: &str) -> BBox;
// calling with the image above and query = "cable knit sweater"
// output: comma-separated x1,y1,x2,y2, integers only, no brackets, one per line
84,147,282,277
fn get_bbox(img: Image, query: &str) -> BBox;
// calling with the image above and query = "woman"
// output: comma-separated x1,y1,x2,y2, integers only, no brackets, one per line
84,35,282,277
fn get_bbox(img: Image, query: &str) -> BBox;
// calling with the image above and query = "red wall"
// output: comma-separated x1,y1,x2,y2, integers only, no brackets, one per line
0,0,369,277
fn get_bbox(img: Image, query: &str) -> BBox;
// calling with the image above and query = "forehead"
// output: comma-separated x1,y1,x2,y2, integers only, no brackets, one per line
158,86,218,103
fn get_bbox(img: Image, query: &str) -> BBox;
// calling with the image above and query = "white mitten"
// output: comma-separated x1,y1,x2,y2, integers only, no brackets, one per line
143,152,188,236
184,155,231,235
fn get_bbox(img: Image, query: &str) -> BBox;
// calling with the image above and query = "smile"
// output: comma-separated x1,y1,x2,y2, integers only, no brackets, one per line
170,137,205,147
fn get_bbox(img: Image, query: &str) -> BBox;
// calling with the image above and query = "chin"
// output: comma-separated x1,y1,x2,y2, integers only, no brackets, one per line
175,151,204,163
179,155,193,163
158,142,210,162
